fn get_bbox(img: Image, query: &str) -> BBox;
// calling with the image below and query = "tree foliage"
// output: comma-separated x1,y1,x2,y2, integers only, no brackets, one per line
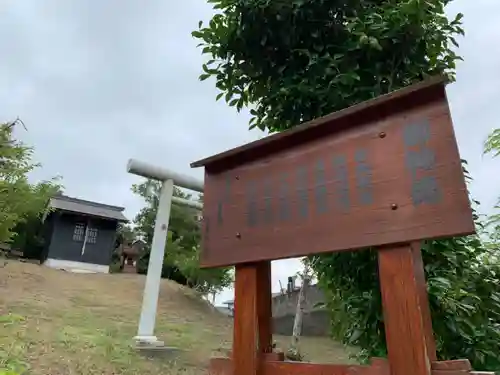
484,129,500,159
311,194,500,369
115,223,137,247
109,224,137,271
132,179,233,295
194,0,500,370
0,120,61,245
484,129,500,233
193,0,463,133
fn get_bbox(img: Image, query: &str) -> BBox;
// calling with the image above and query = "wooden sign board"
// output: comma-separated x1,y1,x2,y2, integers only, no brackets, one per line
191,77,475,268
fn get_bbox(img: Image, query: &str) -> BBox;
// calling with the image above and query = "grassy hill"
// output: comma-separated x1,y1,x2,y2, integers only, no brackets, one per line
0,261,353,375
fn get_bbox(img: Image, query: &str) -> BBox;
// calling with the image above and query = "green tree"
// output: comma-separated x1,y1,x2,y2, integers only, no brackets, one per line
116,223,136,246
484,129,500,158
0,120,61,246
193,0,463,133
484,129,500,233
132,179,232,295
109,223,137,272
193,0,500,370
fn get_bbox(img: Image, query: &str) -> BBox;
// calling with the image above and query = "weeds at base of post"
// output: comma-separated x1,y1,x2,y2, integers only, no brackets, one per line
285,348,304,362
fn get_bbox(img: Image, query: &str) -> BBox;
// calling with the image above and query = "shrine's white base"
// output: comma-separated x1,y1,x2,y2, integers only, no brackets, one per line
44,258,110,274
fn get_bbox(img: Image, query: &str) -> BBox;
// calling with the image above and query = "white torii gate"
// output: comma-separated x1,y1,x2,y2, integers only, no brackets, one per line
127,158,204,348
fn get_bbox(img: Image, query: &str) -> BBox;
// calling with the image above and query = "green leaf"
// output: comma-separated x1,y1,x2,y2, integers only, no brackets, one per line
452,13,464,25
132,177,233,294
0,120,62,245
192,3,500,368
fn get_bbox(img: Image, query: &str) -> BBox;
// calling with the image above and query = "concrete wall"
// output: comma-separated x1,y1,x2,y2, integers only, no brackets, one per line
216,284,331,337
273,310,331,337
271,284,331,337
44,258,110,273
272,284,325,317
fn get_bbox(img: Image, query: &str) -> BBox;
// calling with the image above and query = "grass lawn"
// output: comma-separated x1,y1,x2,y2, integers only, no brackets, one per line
0,261,355,374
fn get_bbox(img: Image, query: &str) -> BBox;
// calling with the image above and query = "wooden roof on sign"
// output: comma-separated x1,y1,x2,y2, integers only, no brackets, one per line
192,75,474,268
191,75,448,171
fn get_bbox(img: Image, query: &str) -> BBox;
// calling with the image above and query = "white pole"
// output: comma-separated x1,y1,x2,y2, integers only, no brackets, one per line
126,158,204,350
127,159,204,192
172,196,203,210
81,219,90,256
134,179,174,347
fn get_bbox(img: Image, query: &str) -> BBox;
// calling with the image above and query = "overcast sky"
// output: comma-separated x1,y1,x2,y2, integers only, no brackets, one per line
1,0,498,305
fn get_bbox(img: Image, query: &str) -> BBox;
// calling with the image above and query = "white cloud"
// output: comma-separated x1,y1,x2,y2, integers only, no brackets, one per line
0,0,498,306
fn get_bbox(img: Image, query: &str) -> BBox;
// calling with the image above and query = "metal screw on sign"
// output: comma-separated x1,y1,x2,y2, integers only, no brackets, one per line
391,203,398,210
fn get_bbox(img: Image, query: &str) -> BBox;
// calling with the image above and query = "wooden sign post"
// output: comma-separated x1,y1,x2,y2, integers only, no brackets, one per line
191,77,491,375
